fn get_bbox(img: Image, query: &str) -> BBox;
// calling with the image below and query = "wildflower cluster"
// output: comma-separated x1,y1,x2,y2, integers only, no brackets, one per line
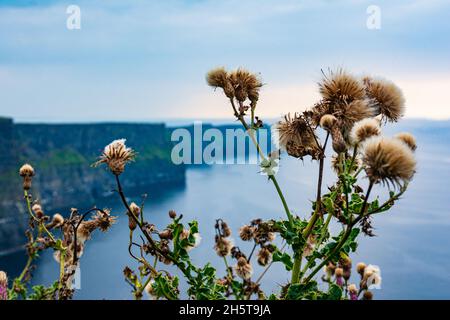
206,67,417,300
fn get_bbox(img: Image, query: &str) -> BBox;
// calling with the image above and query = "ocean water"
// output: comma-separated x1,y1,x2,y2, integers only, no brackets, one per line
2,120,450,299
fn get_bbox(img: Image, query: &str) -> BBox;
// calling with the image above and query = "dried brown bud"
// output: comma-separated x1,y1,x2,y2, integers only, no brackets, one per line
158,229,173,240
239,225,255,241
168,210,177,219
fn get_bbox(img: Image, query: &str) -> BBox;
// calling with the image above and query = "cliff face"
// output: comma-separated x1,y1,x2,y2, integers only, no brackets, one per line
0,120,185,254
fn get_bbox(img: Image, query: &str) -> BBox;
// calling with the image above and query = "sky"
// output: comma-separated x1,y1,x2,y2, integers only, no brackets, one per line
0,0,449,122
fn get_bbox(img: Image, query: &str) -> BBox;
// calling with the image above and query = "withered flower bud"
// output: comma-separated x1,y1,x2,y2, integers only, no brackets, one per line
93,139,136,175
239,225,255,241
257,247,272,266
362,290,373,300
158,229,173,240
221,221,232,237
235,257,253,280
214,236,233,257
395,132,417,152
32,203,44,219
19,164,35,190
356,262,366,276
168,210,177,219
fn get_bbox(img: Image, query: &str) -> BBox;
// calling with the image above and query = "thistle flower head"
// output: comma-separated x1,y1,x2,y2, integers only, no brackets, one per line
214,236,233,257
335,267,344,277
239,225,255,241
257,247,272,266
52,213,64,228
0,271,7,286
19,164,35,177
363,77,405,122
235,257,253,280
361,136,416,186
94,139,136,175
206,67,234,98
356,262,367,275
348,283,358,294
395,132,417,151
363,290,373,300
319,114,337,131
19,163,35,190
93,210,116,232
350,118,381,145
276,113,321,160
32,203,44,218
229,68,263,103
319,69,365,103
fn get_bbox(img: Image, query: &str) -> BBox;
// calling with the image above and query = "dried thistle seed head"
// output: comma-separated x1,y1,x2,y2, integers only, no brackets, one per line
168,210,177,219
319,69,365,103
363,290,373,300
214,236,233,257
319,114,337,131
348,284,358,294
335,267,344,277
76,221,97,244
229,68,263,102
221,221,232,237
276,113,321,160
361,136,416,186
325,262,337,276
94,139,136,175
239,225,255,241
350,118,381,145
235,257,253,280
395,132,417,152
257,247,272,266
129,202,140,217
363,77,405,122
52,213,64,228
356,262,366,275
0,271,7,286
19,163,35,190
206,67,234,98
330,126,347,154
93,210,116,232
19,164,35,177
32,204,44,218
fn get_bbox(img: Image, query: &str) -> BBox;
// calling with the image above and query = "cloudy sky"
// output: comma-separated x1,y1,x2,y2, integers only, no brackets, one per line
0,0,449,122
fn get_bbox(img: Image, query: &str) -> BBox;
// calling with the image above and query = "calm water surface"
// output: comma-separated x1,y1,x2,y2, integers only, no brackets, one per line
2,123,450,299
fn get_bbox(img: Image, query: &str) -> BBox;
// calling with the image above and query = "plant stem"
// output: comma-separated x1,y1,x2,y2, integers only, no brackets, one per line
299,212,333,280
291,256,302,283
303,181,375,283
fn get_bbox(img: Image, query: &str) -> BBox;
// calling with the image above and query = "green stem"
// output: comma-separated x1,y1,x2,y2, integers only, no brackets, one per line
291,256,302,284
299,212,333,280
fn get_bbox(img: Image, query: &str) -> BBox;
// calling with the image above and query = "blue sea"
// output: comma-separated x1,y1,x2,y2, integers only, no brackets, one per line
2,119,450,299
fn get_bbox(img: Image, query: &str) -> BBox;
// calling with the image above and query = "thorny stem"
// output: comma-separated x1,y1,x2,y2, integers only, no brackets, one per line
255,243,287,285
114,174,195,282
228,98,294,226
299,212,333,280
24,190,56,244
292,132,330,284
303,181,375,283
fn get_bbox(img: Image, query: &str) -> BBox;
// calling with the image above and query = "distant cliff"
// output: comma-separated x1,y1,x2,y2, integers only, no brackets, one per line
0,118,185,255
